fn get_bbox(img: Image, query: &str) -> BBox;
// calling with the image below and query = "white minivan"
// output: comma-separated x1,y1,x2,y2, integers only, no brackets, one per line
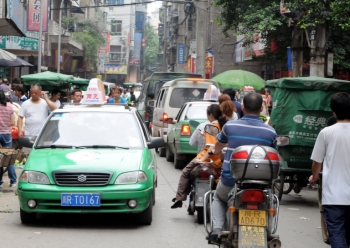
152,78,220,157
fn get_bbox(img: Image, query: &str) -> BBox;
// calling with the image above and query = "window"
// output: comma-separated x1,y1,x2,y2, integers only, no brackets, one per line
36,112,143,148
107,0,124,5
111,20,122,36
169,88,207,108
109,45,122,62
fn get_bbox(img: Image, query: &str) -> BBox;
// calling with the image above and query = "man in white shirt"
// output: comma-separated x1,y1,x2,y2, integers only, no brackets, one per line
18,84,57,137
49,89,61,109
309,92,350,248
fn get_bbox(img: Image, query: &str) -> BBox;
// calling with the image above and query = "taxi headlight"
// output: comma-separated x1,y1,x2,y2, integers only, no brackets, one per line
115,171,148,184
20,171,50,184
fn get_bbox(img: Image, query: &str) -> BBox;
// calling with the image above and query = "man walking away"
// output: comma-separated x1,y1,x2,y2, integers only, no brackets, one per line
309,92,350,248
222,89,243,118
18,84,57,137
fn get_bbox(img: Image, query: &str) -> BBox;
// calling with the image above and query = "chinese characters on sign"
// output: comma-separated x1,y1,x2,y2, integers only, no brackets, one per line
289,114,328,143
177,44,185,64
27,0,49,32
205,50,214,74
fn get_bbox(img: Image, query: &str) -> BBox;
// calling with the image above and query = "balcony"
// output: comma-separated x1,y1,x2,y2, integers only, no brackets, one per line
48,20,83,51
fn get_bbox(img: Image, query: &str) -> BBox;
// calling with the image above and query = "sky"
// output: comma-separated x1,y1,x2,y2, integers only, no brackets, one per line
147,1,162,14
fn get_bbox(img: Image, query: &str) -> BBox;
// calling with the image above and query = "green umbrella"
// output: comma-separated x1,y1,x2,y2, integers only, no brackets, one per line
212,70,265,90
72,77,90,91
21,71,74,87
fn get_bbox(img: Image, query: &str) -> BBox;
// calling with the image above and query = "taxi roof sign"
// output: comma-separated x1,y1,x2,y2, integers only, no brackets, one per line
81,78,106,104
203,85,219,101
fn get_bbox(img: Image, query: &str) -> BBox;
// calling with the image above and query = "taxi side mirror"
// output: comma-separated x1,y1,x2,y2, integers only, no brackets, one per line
19,136,36,148
148,137,165,149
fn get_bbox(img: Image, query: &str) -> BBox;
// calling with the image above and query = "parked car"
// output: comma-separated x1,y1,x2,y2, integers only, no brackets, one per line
152,78,220,157
17,104,164,225
166,101,216,168
136,72,202,129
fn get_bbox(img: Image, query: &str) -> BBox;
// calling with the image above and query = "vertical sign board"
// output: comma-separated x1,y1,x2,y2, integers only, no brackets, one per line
7,0,27,34
27,0,49,32
132,32,142,65
205,50,214,74
177,44,185,64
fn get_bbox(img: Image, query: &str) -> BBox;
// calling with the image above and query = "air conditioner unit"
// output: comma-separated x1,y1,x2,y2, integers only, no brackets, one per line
119,37,126,41
122,47,127,52
121,40,126,45
121,59,127,64
122,53,127,58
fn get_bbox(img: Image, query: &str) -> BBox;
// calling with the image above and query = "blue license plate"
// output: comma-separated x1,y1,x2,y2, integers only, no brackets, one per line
61,193,101,207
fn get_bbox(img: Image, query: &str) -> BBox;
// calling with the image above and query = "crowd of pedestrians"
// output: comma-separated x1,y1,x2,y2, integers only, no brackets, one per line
0,79,57,188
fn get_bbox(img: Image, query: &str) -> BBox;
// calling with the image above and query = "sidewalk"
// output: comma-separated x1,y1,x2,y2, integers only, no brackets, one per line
0,167,22,213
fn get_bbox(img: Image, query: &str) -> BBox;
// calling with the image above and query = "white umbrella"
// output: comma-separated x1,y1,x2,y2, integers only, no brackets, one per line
0,48,16,62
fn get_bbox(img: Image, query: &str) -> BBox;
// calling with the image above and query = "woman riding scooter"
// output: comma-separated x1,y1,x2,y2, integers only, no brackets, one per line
171,104,227,209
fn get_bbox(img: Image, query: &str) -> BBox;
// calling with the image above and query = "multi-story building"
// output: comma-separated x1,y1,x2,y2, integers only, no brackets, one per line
103,0,147,85
161,1,262,78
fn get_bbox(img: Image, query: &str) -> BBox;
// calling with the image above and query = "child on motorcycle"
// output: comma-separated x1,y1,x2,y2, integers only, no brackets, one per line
171,104,227,209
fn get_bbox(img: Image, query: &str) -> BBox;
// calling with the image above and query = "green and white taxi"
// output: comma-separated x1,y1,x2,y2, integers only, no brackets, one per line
18,103,164,225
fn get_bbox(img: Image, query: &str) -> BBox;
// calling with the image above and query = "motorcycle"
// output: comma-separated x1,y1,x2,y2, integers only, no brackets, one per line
188,124,223,224
204,135,290,248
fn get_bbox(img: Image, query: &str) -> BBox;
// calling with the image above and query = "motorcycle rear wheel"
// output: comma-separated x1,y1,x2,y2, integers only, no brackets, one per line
272,172,284,201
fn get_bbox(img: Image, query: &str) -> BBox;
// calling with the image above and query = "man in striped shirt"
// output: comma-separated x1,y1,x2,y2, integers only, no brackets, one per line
207,92,277,244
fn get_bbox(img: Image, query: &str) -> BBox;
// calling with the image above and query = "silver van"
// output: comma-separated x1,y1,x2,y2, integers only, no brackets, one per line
152,78,220,156
136,72,202,128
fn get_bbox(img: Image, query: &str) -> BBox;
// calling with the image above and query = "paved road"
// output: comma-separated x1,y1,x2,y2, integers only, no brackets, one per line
0,154,329,248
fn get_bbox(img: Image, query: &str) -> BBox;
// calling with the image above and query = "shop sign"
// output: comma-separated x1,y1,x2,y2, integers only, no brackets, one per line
104,64,128,74
27,0,49,32
177,44,185,64
0,36,38,51
7,0,27,34
205,50,214,74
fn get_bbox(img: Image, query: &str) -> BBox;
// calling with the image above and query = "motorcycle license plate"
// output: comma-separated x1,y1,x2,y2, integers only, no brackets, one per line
238,226,267,248
238,210,266,227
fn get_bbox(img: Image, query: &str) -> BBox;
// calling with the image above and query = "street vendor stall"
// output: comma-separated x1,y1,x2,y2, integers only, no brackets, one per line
21,72,89,102
21,71,74,91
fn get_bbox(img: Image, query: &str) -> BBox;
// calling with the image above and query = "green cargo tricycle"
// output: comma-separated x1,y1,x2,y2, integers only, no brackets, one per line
266,76,350,243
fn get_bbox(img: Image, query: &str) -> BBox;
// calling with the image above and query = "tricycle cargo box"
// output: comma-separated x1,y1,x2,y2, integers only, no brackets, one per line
230,146,281,181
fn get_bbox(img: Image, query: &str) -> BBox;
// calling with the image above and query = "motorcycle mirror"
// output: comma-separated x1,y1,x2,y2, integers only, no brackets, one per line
276,136,290,146
189,120,200,128
204,124,219,136
147,100,155,107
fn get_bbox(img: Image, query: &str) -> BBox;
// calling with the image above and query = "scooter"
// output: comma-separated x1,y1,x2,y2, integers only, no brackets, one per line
188,159,221,224
204,137,290,248
187,124,224,224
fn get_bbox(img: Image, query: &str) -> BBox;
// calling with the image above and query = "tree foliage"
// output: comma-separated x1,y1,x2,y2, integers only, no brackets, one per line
212,0,350,70
144,22,159,69
62,16,106,72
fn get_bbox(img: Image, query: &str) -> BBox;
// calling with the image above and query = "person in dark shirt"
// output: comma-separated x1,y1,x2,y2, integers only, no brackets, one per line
222,88,243,118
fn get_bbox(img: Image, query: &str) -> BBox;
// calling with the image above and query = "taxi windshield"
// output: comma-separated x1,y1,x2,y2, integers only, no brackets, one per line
36,112,144,148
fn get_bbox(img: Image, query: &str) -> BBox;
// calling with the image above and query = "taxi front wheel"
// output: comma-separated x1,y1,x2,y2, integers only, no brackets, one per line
20,208,37,224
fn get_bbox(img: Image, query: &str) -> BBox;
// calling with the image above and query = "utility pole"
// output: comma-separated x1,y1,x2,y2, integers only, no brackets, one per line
162,1,168,71
37,0,44,73
195,0,208,77
309,25,326,77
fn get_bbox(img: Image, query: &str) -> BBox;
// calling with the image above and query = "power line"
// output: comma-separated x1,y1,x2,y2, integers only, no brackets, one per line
50,0,189,10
